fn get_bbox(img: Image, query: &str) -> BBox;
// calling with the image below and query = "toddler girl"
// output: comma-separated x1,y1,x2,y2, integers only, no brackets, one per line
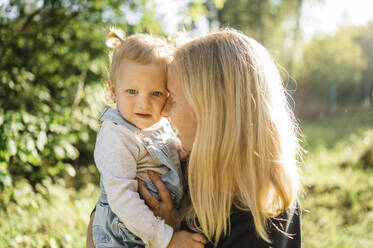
92,29,186,248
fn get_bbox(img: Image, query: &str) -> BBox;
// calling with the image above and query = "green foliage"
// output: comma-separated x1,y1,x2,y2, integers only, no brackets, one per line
187,0,226,20
298,28,365,88
355,22,373,85
217,0,301,58
215,0,370,114
301,109,373,247
0,0,163,205
0,178,100,247
294,27,367,112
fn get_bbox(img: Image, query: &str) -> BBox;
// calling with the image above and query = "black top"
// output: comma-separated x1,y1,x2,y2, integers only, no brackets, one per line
180,203,302,248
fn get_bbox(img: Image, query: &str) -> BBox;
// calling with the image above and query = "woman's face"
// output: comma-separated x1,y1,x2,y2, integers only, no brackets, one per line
163,67,196,153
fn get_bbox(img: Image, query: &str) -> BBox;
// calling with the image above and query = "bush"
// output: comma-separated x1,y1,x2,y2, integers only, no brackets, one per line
0,0,163,205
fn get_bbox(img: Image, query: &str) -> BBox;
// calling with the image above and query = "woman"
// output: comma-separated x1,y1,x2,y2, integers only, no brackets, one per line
140,28,302,247
88,28,301,247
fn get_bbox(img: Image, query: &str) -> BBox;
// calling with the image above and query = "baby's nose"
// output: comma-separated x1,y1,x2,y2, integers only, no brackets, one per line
137,95,151,108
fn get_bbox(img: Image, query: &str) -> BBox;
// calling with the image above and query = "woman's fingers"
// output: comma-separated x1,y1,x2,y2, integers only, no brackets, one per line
192,243,205,248
139,173,179,228
147,170,172,204
192,233,207,244
138,179,159,209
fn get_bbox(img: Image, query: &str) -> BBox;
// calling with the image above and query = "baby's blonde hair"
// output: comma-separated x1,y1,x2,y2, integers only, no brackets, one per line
105,28,172,84
171,29,301,245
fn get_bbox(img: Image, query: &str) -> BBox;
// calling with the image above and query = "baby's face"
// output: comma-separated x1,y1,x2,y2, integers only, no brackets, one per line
110,59,168,129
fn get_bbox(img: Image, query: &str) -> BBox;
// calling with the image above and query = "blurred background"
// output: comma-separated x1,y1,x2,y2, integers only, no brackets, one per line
1,0,372,247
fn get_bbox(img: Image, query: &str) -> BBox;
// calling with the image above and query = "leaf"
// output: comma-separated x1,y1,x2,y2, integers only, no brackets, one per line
64,142,79,160
37,131,48,151
213,0,226,9
8,139,17,156
66,164,76,177
26,137,35,152
54,146,65,159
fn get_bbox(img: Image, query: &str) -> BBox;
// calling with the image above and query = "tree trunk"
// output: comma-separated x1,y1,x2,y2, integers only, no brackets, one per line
287,0,303,76
330,84,337,114
363,80,372,108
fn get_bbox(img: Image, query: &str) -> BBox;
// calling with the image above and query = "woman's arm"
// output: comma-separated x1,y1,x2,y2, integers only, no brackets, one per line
139,171,207,248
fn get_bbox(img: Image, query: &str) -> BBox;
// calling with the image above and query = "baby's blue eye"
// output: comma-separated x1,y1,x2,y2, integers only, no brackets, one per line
152,91,163,96
126,89,137,94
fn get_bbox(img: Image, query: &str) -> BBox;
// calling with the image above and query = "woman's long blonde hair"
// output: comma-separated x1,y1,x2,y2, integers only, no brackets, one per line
171,29,301,245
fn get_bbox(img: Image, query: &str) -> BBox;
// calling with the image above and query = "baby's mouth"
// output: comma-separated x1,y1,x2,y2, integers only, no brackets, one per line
135,113,152,119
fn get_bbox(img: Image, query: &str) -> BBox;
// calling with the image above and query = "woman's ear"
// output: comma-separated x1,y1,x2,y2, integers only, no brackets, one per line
108,80,116,102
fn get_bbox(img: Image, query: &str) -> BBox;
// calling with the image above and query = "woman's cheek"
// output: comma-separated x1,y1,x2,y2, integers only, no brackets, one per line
174,110,185,134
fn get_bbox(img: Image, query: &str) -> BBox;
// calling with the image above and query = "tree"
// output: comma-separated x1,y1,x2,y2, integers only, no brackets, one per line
0,0,163,205
355,22,373,107
295,27,366,114
217,0,300,56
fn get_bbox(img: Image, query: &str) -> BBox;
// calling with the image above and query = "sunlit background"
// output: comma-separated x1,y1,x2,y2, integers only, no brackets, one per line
1,0,373,247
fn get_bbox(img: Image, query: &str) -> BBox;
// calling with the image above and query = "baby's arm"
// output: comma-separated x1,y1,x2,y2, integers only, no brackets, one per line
94,122,172,248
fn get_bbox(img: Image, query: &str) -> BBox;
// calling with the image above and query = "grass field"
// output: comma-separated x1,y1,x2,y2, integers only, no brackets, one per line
0,179,99,248
1,109,373,247
300,109,373,247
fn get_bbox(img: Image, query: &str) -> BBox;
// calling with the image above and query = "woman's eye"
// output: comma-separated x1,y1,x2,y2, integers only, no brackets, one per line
126,89,137,94
152,91,163,96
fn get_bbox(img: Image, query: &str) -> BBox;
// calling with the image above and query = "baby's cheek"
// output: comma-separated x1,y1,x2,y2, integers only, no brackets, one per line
152,99,164,114
157,97,168,107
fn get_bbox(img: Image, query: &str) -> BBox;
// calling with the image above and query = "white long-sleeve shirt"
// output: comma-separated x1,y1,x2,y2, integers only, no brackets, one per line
94,120,173,248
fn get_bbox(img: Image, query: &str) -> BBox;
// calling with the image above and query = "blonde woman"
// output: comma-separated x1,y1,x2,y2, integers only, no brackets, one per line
139,29,302,247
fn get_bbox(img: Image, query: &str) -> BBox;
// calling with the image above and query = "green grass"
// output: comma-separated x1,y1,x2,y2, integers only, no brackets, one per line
0,177,99,248
300,109,373,247
1,109,372,247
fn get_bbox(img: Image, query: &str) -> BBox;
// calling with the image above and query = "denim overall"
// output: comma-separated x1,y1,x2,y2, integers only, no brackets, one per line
92,108,183,248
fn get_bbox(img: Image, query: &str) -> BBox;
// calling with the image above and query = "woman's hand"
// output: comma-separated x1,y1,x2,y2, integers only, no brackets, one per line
139,171,206,247
167,231,206,248
138,170,180,229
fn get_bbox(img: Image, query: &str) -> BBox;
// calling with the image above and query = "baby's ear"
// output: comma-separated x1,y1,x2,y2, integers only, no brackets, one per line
107,80,116,102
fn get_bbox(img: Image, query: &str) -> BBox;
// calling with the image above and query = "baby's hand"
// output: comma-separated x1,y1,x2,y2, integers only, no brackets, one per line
167,231,206,248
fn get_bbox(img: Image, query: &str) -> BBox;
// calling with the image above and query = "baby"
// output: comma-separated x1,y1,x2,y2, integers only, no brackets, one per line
92,29,183,248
